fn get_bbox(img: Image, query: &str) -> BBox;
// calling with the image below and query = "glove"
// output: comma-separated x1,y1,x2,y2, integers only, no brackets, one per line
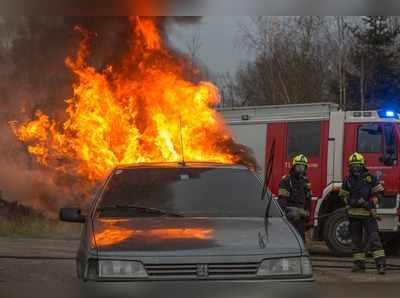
370,196,379,206
298,208,310,218
370,209,381,221
357,198,370,209
286,207,301,221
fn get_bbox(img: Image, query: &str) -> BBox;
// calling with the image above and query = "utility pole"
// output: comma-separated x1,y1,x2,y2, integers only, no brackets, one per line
360,55,365,111
338,16,344,109
343,71,347,110
336,16,347,110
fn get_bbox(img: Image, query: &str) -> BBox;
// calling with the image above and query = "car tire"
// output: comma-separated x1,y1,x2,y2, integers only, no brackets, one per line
382,233,400,256
323,211,353,256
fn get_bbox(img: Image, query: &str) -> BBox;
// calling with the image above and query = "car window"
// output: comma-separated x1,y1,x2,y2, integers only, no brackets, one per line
96,167,281,218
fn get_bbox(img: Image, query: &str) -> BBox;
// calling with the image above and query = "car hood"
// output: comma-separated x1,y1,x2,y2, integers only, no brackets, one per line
92,217,302,257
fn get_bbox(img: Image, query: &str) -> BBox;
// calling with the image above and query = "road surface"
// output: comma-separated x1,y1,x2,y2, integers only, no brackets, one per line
0,237,400,283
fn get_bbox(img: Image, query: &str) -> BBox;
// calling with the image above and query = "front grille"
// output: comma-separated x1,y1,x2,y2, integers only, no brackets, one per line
208,263,259,277
145,264,198,279
144,262,259,280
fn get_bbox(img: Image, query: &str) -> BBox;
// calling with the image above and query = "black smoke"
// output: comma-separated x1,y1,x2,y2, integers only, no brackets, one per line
0,16,207,216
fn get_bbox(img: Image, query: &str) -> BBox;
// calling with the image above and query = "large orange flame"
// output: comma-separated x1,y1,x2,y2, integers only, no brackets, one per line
11,17,255,181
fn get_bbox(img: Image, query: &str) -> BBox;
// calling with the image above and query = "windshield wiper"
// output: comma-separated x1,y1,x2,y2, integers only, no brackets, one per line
264,139,276,219
99,205,183,217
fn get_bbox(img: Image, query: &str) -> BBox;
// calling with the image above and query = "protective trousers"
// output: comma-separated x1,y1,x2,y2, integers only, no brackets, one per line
349,217,385,267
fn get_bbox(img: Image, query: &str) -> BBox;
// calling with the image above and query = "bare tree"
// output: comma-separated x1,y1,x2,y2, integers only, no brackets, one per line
185,31,203,81
216,72,237,107
321,16,355,109
226,16,366,107
233,17,338,106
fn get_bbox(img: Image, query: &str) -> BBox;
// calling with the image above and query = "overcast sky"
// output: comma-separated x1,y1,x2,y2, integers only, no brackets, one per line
0,17,254,77
168,16,255,75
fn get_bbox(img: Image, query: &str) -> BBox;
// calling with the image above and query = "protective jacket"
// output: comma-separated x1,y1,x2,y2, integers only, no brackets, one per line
339,170,384,218
278,172,312,215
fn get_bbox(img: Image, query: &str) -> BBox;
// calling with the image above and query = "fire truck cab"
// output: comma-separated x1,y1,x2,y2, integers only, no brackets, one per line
219,103,400,256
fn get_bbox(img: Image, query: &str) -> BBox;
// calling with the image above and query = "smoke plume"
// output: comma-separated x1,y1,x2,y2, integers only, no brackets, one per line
0,17,257,217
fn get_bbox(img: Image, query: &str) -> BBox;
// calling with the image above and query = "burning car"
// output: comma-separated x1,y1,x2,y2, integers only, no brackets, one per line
60,162,313,282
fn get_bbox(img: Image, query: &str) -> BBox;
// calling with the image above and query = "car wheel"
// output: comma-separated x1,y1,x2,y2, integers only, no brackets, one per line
323,211,352,256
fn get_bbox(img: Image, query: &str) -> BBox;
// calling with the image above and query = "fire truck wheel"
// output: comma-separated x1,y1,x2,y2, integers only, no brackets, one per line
381,233,400,256
323,211,352,256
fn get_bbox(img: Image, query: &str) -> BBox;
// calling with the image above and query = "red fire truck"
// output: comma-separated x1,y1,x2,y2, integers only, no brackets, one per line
219,102,400,255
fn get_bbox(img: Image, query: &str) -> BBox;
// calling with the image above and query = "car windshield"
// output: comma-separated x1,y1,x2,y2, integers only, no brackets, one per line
96,167,281,218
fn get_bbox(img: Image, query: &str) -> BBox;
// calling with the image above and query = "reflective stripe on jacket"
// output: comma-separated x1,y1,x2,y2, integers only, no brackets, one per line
339,171,384,218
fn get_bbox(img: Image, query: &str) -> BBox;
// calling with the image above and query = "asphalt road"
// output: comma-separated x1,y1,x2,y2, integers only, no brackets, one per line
1,237,400,283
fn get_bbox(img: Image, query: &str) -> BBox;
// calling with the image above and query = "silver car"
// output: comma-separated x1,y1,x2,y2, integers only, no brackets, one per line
60,163,313,282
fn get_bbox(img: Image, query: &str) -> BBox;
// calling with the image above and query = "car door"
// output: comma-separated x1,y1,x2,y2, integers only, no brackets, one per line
343,122,400,200
266,121,329,197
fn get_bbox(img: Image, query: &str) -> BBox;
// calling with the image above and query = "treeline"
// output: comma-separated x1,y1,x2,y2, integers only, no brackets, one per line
218,16,400,110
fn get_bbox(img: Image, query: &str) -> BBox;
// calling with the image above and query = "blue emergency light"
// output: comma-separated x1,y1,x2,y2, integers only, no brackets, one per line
377,109,399,119
385,110,395,117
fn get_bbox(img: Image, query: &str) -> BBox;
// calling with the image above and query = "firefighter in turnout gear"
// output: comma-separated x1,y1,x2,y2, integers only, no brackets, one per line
278,154,312,241
339,152,386,274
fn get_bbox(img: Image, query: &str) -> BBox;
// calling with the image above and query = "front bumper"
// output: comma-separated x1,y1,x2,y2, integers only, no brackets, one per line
84,274,314,282
79,279,315,298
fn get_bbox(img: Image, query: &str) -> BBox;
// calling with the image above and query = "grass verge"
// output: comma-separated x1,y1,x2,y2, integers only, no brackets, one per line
0,214,81,239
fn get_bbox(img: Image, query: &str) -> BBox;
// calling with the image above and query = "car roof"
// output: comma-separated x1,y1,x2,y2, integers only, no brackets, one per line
114,162,250,171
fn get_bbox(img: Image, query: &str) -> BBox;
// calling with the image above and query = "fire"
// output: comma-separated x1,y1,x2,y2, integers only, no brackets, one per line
135,17,161,50
11,17,255,182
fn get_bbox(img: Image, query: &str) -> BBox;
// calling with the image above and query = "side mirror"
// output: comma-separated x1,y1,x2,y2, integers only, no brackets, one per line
59,208,85,223
380,155,395,166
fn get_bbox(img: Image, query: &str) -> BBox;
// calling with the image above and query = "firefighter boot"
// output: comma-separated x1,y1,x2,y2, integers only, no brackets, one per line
375,256,386,275
373,250,386,275
351,261,366,273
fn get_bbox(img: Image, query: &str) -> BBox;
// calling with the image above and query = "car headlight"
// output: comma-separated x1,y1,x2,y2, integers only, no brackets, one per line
257,257,312,276
98,260,148,278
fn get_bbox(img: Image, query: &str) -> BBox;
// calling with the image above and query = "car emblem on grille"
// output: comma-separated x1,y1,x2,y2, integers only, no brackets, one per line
196,264,208,278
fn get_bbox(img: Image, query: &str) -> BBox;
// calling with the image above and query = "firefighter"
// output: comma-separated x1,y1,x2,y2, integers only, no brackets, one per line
278,154,312,241
339,152,386,274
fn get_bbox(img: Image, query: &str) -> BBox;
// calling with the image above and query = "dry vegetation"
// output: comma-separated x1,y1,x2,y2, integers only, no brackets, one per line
0,215,81,238
0,198,81,238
